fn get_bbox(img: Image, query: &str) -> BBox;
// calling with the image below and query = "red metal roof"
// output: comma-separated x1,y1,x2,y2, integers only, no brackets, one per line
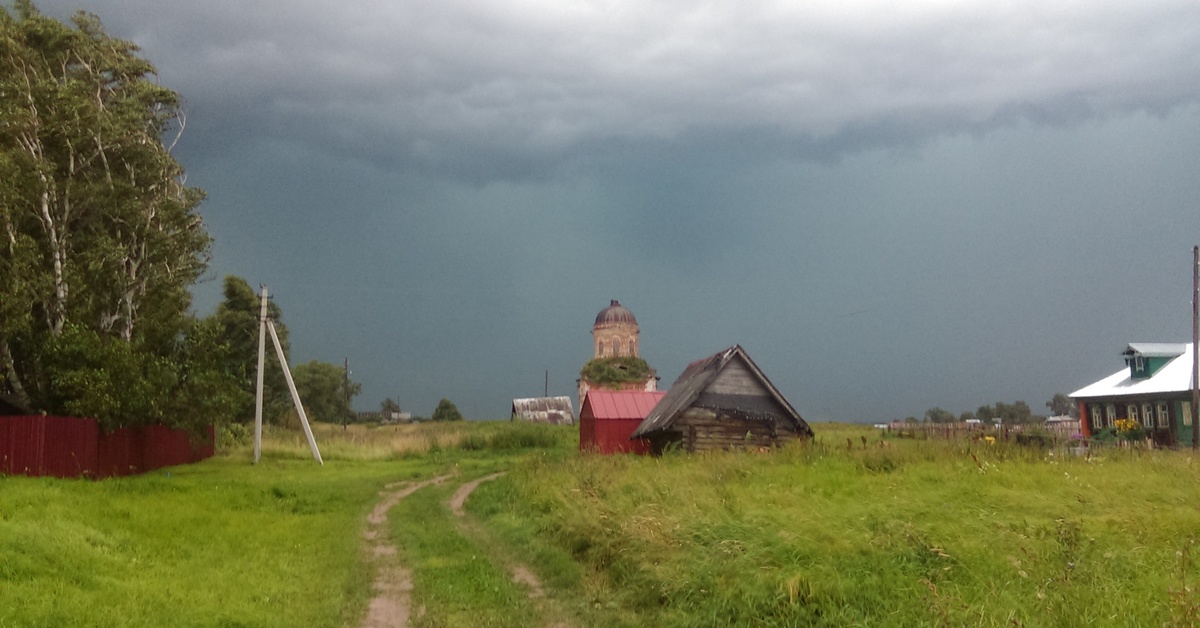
583,390,665,420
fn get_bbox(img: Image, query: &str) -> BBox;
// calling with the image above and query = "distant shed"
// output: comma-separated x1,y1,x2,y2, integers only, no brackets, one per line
579,390,665,454
511,396,576,425
631,345,813,454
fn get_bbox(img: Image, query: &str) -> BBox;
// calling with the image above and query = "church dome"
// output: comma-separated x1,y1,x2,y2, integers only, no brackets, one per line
595,300,637,326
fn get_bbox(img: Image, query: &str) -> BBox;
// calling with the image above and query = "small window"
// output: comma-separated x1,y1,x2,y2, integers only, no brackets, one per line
1106,404,1117,424
1128,404,1139,424
1135,356,1145,372
1142,404,1154,428
1185,401,1194,427
1090,404,1103,429
612,339,620,356
1157,402,1170,428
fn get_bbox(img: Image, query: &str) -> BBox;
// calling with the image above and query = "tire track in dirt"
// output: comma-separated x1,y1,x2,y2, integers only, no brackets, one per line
449,472,570,627
361,474,452,628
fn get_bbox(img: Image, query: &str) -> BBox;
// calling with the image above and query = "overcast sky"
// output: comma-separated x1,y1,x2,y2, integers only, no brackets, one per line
30,0,1200,422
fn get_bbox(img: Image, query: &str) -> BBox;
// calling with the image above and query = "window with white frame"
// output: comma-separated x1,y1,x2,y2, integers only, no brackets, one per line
1185,401,1194,427
1091,404,1104,429
1157,402,1170,428
1128,404,1139,424
1142,403,1154,428
1107,404,1117,424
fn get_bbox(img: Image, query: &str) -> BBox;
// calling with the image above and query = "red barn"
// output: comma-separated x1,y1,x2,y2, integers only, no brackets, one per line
579,390,665,454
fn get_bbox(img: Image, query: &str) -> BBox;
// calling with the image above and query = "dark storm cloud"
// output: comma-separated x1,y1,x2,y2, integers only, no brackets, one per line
36,0,1200,180
23,0,1200,422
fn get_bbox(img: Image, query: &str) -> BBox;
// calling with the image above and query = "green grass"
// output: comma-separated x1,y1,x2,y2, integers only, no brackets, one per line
8,420,1200,626
478,423,1200,626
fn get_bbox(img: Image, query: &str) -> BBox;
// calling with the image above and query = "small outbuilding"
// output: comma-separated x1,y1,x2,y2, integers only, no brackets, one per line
631,345,813,454
511,396,576,425
579,390,665,454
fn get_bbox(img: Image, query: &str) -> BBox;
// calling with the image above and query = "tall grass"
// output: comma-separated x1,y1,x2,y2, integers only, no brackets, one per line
478,423,1200,626
245,420,577,460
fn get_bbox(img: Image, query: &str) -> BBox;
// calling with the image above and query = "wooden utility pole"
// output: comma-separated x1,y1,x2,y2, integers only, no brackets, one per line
1192,246,1198,450
343,357,350,431
544,369,549,397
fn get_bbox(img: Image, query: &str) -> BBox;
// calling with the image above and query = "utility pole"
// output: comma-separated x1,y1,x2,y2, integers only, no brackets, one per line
343,357,350,431
253,285,268,464
1192,246,1198,450
544,369,549,398
253,285,323,465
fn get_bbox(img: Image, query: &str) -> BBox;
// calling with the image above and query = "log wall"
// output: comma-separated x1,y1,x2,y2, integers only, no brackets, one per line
675,407,791,452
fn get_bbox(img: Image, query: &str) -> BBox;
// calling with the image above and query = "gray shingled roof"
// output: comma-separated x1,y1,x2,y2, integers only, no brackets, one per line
630,345,810,438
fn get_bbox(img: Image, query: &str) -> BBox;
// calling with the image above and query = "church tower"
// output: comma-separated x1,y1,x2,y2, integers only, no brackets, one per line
592,300,639,358
579,300,657,408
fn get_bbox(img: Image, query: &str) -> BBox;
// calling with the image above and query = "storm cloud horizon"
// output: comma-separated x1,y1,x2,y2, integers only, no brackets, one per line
28,0,1200,421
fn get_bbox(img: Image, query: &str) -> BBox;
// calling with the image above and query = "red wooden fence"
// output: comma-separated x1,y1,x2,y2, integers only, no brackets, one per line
0,416,214,479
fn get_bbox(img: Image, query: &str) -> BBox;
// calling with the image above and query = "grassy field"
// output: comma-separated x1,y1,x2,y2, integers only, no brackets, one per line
4,421,1200,626
476,423,1200,626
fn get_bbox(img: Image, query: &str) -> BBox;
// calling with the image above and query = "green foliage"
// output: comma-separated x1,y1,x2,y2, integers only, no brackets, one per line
292,360,361,424
579,356,655,386
0,3,225,433
212,275,291,423
1047,393,1078,417
923,407,955,424
432,398,464,422
457,422,570,452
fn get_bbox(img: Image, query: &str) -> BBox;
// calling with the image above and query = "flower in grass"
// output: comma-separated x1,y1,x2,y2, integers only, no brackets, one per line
984,436,996,445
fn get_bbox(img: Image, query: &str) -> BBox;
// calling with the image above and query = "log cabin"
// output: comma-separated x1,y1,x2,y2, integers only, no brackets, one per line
631,345,813,454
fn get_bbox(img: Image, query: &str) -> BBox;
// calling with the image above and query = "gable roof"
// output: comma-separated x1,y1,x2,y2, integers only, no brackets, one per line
1071,343,1196,399
1123,343,1187,358
511,396,575,425
631,345,810,438
582,390,665,421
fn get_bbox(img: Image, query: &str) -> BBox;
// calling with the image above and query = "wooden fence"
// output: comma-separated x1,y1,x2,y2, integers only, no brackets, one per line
0,416,214,479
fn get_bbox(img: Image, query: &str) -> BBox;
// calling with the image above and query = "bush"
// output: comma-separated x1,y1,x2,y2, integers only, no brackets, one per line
579,356,655,386
431,399,463,422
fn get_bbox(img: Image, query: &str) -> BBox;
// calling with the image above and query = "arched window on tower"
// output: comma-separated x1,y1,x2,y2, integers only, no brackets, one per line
612,339,620,356
629,340,636,356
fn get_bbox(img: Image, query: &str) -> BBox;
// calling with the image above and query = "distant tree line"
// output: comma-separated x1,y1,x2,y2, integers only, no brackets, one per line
903,394,1077,426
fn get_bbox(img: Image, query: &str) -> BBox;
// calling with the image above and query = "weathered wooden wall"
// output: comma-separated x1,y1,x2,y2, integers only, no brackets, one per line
672,408,793,452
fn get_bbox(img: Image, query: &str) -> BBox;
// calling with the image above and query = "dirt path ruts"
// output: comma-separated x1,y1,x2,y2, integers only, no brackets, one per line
447,472,550,602
361,474,452,628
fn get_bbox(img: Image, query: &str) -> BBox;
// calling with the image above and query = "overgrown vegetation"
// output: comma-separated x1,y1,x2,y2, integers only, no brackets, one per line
475,423,1200,626
9,421,1200,626
579,356,656,386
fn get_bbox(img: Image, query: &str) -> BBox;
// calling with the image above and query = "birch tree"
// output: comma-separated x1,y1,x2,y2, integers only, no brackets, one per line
0,2,222,429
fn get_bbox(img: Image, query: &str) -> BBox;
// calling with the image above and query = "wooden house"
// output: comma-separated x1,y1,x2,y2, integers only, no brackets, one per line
1070,343,1196,446
578,390,665,454
631,345,813,454
511,396,576,425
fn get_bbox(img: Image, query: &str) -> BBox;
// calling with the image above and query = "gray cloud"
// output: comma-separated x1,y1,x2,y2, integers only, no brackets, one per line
38,0,1200,179
23,0,1200,422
